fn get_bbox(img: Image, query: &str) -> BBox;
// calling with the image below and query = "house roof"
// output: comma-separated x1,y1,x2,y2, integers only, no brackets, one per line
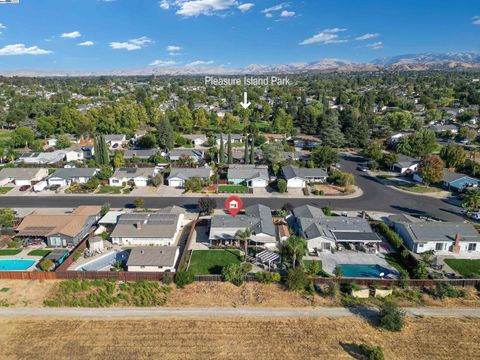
169,149,203,158
124,149,161,159
393,154,419,168
215,133,243,140
104,134,126,142
398,221,480,243
293,205,325,219
181,134,207,141
126,246,179,267
111,167,156,179
49,168,97,180
168,167,211,180
442,169,477,184
282,165,328,180
227,165,269,181
0,168,46,181
19,151,66,164
110,212,181,239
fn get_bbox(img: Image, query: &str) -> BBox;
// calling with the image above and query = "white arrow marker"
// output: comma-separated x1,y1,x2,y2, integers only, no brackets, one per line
240,92,251,109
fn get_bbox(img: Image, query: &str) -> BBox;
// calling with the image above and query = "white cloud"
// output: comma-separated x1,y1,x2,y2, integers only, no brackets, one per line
0,23,6,29
473,16,480,25
265,13,273,18
355,33,380,41
109,36,152,51
238,3,254,12
366,41,383,49
0,44,52,56
280,10,295,17
262,2,289,13
78,41,95,46
186,60,214,66
61,31,81,39
167,45,182,52
300,29,348,45
159,0,170,9
176,0,238,17
150,59,176,66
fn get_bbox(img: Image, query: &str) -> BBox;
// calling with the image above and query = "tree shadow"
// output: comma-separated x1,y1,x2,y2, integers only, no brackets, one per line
346,306,379,327
339,342,366,359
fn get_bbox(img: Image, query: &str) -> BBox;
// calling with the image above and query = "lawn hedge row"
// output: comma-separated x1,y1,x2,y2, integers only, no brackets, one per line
376,222,403,249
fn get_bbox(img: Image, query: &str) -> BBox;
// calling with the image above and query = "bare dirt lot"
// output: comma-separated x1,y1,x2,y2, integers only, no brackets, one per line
0,317,478,359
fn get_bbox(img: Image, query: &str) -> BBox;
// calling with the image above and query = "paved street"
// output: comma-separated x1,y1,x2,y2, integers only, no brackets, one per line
0,306,479,318
0,156,465,221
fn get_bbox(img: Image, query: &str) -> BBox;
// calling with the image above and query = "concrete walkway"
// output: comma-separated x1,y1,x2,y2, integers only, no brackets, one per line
0,306,479,318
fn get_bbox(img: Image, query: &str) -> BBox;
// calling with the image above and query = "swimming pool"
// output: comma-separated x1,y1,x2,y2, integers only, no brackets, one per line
0,259,36,271
338,264,396,278
74,250,129,271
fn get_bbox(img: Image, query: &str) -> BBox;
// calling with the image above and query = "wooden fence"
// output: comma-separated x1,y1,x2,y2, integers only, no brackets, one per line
176,215,200,271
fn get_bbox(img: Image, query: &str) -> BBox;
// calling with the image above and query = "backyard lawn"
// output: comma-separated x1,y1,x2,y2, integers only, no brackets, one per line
0,249,22,256
444,259,480,277
188,250,241,275
27,249,51,257
217,185,248,194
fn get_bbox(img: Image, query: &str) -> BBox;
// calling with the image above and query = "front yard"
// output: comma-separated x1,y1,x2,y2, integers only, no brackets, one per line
444,259,480,277
188,249,242,275
217,185,249,194
0,187,13,195
395,183,442,194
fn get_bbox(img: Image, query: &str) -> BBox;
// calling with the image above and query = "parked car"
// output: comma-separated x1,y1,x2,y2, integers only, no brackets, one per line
49,184,61,191
19,185,31,192
356,165,368,172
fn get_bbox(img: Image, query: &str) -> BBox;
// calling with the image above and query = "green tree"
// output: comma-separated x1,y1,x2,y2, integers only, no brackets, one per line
101,203,111,216
94,135,110,166
133,197,144,208
55,135,71,149
386,111,413,130
40,258,54,272
235,228,252,260
263,141,286,165
0,208,15,228
318,110,345,147
218,133,225,166
174,270,194,288
11,127,35,148
364,140,384,161
396,129,436,157
227,132,233,164
285,267,309,291
113,150,125,169
157,117,174,150
222,263,247,286
462,189,480,212
198,197,216,215
412,261,429,279
185,177,203,192
440,143,466,169
136,133,157,149
277,179,287,193
418,155,444,185
378,300,405,332
243,133,249,164
282,235,307,268
96,165,113,180
311,146,339,168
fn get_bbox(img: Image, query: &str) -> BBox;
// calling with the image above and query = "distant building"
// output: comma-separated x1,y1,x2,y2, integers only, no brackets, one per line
180,134,207,147
168,149,204,163
104,134,127,149
19,150,66,165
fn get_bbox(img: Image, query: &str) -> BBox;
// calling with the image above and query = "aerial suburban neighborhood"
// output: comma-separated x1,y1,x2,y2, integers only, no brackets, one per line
0,0,479,359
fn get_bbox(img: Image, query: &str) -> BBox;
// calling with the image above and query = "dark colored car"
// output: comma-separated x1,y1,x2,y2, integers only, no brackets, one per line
49,184,61,191
19,185,31,192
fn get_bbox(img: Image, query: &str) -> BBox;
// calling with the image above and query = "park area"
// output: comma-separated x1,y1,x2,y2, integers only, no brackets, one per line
188,250,242,275
0,316,479,359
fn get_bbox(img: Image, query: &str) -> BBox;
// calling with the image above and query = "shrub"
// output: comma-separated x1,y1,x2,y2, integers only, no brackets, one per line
7,240,19,248
305,261,321,276
133,197,144,208
255,271,281,284
39,258,54,272
334,266,343,278
412,261,429,279
358,344,385,360
162,274,174,285
432,283,466,299
285,267,309,291
378,300,405,332
222,263,246,286
398,269,410,289
376,222,403,249
277,179,287,193
174,270,194,288
321,206,332,216
401,249,410,258
240,262,252,273
325,282,339,298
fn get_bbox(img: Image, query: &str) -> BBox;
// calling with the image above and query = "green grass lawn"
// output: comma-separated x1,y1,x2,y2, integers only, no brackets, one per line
444,259,480,277
0,187,13,194
217,185,248,193
0,249,22,256
27,249,51,257
384,252,410,273
188,250,241,275
396,183,442,193
97,185,122,194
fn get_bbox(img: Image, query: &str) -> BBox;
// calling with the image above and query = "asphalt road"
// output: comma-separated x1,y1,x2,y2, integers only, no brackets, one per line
0,156,465,221
0,306,478,318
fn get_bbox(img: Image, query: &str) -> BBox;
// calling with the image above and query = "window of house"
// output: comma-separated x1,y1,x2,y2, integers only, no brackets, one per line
435,243,444,251
468,243,477,251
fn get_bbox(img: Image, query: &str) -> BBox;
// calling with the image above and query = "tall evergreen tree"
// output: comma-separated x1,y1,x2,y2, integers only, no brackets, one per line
244,133,249,164
94,135,109,165
318,110,345,148
227,132,232,164
250,135,255,165
219,133,224,166
157,117,174,150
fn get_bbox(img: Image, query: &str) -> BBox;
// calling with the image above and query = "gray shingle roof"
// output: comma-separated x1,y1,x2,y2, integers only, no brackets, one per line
111,167,156,179
393,154,419,168
169,149,203,158
124,149,161,159
227,165,269,181
168,167,211,180
0,168,46,181
282,165,328,180
215,133,243,141
49,168,97,180
110,212,180,239
402,222,480,243
126,246,178,267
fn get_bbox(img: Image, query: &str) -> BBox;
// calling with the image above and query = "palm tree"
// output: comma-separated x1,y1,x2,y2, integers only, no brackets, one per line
235,228,252,261
282,235,307,268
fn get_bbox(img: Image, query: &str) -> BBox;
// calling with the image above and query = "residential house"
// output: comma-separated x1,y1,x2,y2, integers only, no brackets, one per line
292,135,321,149
390,217,480,254
16,206,101,247
110,210,184,246
19,150,66,165
48,168,98,187
126,246,179,272
167,167,212,188
282,165,328,189
284,151,311,162
227,165,269,188
81,146,95,159
293,205,381,252
124,149,162,161
65,148,84,162
215,133,243,146
0,168,48,187
209,204,276,249
104,134,127,149
181,134,208,147
168,149,204,164
441,170,480,191
431,124,459,135
391,154,419,174
264,134,286,143
131,130,147,143
109,167,158,187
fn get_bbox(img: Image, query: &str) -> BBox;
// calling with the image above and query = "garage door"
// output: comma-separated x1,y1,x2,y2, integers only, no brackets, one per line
169,179,184,188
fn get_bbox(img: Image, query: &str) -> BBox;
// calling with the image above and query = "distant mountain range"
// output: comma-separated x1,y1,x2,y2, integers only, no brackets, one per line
2,53,480,77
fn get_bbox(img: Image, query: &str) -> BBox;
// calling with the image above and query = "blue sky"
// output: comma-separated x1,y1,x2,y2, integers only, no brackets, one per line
0,0,479,71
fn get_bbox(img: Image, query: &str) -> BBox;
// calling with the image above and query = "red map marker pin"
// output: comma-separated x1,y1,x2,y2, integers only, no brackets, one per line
225,196,243,217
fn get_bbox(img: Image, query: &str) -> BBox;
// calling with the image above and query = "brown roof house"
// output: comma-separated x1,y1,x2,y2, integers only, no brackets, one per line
16,206,101,248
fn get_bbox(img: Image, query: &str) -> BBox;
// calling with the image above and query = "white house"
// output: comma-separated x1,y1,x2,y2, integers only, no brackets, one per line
282,165,328,189
215,133,243,146
47,168,98,187
110,211,184,246
181,134,207,147
0,168,48,187
391,155,419,174
227,165,269,188
168,149,204,163
167,167,212,188
65,149,84,162
19,151,66,165
104,134,127,150
109,167,158,187
126,246,179,272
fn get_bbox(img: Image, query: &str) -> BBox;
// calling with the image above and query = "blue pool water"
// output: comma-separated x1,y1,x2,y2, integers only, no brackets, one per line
76,251,129,271
0,259,36,271
338,264,395,279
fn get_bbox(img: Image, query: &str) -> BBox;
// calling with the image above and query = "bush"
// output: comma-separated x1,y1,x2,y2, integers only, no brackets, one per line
255,271,281,284
174,270,194,288
321,206,332,216
325,282,339,298
7,240,20,248
285,267,309,291
398,269,410,289
240,262,252,273
198,197,216,215
277,179,287,193
378,300,405,332
376,222,403,249
222,263,246,286
305,260,321,276
39,258,54,272
412,261,429,279
358,344,385,360
162,274,174,285
432,283,466,299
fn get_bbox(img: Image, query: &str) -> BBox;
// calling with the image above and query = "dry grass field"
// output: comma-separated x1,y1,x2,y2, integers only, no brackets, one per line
0,317,479,359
